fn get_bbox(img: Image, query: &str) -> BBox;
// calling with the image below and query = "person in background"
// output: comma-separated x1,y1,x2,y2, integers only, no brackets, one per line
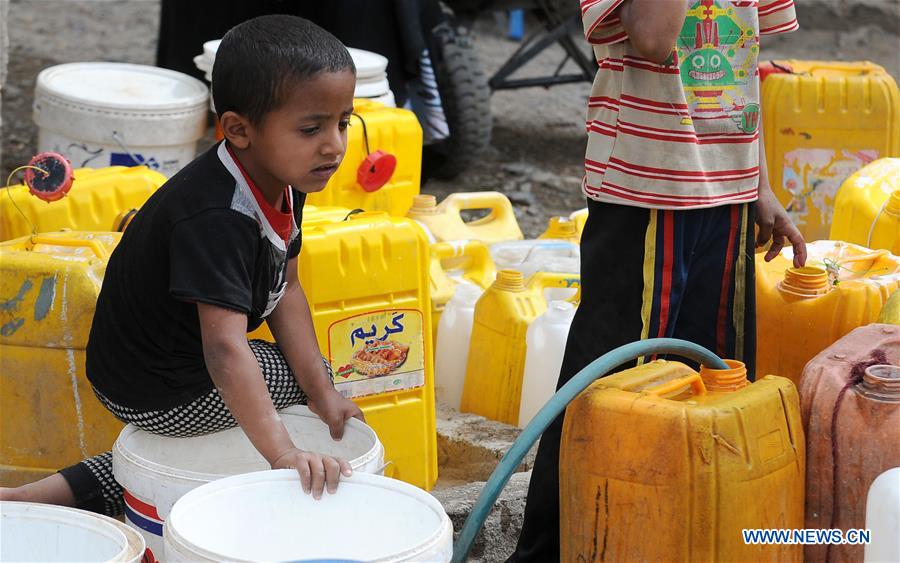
508,1,806,560
1,15,362,515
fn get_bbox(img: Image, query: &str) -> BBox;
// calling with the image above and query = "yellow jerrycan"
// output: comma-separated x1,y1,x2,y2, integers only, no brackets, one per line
428,240,496,345
0,166,165,242
879,289,900,325
406,192,523,243
560,359,805,562
538,216,580,244
570,207,588,239
248,211,437,489
830,158,900,254
0,232,124,486
762,60,900,242
460,269,580,425
306,100,423,217
756,240,900,387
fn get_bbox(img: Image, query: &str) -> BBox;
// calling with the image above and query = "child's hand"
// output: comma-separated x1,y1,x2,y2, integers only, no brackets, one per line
756,185,807,267
307,388,365,441
271,447,352,499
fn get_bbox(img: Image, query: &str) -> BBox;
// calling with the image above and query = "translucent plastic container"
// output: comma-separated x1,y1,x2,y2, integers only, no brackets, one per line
517,300,576,428
434,283,483,409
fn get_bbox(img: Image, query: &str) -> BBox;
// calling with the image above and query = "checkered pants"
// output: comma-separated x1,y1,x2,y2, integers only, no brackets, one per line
60,340,329,516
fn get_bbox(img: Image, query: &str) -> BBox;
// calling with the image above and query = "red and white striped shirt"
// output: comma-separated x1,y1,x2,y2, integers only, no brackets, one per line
581,0,798,209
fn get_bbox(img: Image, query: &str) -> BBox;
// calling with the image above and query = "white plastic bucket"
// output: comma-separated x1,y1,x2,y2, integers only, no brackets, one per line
194,41,396,107
33,62,208,178
112,405,384,561
164,470,452,562
0,502,145,562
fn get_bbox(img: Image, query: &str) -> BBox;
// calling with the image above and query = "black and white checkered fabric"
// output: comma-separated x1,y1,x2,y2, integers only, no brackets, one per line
76,340,325,516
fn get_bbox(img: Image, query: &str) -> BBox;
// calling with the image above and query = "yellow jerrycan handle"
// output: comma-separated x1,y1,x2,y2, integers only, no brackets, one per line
30,235,110,261
444,192,523,237
528,271,582,303
431,240,496,289
802,62,884,76
645,373,708,397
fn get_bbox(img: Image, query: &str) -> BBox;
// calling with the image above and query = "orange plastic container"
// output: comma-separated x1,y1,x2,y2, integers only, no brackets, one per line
756,240,900,386
800,324,900,563
460,269,579,424
561,360,804,562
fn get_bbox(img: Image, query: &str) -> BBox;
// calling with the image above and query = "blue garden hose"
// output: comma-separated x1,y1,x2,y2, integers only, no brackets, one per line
451,338,729,563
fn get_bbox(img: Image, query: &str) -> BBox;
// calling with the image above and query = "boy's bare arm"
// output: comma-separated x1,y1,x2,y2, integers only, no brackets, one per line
266,257,364,438
617,0,688,63
755,130,807,267
197,303,295,463
198,301,353,498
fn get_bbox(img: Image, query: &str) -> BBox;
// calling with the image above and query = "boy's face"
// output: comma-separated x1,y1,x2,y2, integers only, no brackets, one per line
241,69,356,194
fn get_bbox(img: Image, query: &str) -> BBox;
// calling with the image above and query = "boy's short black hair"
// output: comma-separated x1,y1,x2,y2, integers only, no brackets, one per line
212,15,355,125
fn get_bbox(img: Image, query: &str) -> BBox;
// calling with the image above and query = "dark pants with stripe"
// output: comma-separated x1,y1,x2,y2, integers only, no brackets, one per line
508,199,757,562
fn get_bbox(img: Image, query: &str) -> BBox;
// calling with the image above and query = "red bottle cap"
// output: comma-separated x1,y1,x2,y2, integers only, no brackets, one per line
25,152,73,202
356,150,397,193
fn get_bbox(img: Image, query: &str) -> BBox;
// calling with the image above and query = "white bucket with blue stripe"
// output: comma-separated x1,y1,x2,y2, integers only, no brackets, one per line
33,62,209,178
164,470,452,562
112,405,384,562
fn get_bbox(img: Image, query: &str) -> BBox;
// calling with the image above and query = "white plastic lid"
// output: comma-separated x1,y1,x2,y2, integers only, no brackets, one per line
348,47,389,79
203,39,221,60
354,77,391,98
36,63,209,111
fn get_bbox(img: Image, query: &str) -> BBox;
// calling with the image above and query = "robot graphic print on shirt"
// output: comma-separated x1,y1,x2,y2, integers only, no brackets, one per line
674,0,761,133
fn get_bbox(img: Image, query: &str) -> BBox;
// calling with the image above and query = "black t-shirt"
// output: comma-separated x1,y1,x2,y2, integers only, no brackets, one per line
86,142,305,410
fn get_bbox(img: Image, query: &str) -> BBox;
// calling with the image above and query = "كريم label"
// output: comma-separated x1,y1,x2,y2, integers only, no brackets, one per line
328,309,425,399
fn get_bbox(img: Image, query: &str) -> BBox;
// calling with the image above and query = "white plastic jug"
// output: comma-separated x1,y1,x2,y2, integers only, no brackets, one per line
0,502,145,563
112,405,384,560
434,282,483,409
865,467,900,563
518,300,576,428
164,470,453,562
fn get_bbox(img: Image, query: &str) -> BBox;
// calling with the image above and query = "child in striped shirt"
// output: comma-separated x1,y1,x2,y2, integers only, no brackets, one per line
509,1,806,560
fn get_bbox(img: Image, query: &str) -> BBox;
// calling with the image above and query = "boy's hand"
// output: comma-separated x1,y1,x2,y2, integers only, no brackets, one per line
756,184,807,267
307,388,365,441
271,447,351,499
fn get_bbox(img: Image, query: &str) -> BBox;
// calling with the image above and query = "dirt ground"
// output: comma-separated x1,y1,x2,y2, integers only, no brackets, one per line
2,0,898,237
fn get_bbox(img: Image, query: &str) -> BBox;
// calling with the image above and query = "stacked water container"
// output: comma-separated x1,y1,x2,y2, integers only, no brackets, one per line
194,41,395,107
